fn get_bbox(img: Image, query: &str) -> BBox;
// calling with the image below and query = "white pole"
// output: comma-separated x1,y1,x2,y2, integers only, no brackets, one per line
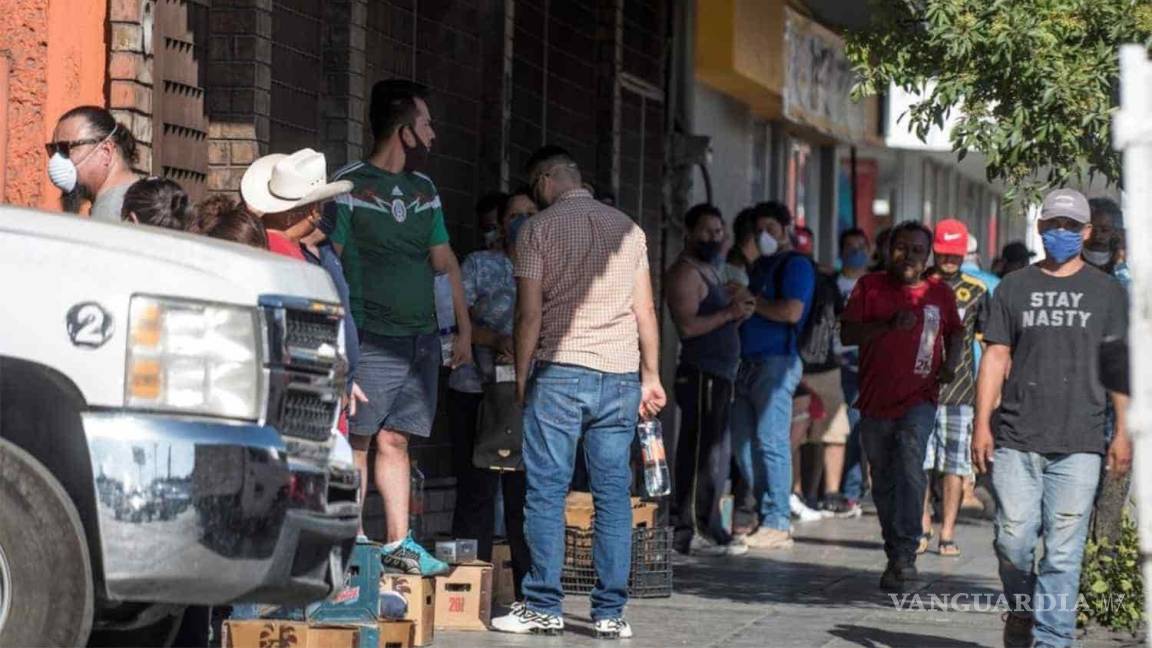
1114,44,1152,642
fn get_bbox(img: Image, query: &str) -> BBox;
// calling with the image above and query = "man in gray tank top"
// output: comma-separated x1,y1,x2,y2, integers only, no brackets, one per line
666,204,754,557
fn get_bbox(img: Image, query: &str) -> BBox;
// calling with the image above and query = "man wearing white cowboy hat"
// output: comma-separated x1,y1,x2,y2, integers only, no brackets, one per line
325,79,473,577
241,147,353,260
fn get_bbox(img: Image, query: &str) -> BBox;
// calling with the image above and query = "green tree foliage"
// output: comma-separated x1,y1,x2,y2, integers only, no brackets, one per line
846,0,1152,200
1078,513,1144,634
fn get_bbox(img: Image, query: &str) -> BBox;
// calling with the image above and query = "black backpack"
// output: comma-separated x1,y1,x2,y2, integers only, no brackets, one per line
751,252,842,368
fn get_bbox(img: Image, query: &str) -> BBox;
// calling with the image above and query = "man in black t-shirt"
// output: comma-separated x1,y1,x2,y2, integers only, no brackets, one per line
973,189,1131,648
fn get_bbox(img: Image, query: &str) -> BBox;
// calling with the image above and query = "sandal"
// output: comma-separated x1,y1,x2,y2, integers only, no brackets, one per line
938,540,961,557
917,529,933,555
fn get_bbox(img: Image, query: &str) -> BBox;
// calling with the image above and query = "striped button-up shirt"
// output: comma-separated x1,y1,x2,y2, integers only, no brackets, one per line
515,188,648,374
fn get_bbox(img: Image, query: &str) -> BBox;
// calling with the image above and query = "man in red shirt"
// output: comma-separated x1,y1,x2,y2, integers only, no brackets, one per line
841,220,964,593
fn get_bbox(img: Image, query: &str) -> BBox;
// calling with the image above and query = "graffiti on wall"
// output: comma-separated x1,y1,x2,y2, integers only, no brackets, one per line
783,10,873,143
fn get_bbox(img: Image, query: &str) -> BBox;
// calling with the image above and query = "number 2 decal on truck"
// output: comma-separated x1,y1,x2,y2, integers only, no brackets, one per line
66,302,114,349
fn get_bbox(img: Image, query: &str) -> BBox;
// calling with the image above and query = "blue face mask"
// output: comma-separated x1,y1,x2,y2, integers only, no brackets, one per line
842,249,869,269
1040,228,1084,263
506,215,529,246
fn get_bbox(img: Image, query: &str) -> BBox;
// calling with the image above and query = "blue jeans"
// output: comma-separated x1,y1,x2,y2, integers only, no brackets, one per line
858,402,936,564
992,448,1101,648
840,366,864,501
521,363,641,620
730,355,803,531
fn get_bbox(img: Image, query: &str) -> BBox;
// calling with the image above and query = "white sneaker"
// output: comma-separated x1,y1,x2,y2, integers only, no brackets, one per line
690,535,749,557
790,493,826,522
491,603,564,635
725,535,750,556
594,618,633,639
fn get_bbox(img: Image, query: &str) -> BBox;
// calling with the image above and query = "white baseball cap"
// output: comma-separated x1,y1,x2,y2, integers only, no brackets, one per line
241,148,352,215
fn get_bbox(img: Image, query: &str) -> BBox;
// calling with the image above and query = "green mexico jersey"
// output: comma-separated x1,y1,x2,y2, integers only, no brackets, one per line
328,162,450,337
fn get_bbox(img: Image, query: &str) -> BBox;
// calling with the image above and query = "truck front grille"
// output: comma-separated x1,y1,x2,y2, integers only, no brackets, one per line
280,389,338,441
260,295,345,444
284,310,341,367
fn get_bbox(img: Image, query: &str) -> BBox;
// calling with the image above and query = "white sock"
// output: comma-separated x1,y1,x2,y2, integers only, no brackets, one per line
384,539,402,550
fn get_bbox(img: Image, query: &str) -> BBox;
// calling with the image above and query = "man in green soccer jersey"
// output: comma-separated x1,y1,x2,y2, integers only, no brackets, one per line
328,79,473,575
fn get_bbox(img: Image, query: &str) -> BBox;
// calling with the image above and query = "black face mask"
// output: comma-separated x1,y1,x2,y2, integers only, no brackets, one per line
694,240,723,263
402,125,431,172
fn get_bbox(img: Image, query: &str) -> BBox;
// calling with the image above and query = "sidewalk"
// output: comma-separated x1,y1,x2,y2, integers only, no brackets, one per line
436,511,1146,648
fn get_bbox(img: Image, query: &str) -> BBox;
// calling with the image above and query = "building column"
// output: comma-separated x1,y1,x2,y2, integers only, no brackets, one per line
204,0,273,199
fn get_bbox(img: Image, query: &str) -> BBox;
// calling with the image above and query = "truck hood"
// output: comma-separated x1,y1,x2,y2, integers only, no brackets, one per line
0,206,337,303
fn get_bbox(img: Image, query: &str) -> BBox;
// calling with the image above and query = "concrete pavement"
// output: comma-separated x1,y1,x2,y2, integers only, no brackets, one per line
436,510,1146,648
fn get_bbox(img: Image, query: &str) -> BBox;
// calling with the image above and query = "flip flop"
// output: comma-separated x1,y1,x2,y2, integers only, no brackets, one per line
917,532,932,555
938,540,961,557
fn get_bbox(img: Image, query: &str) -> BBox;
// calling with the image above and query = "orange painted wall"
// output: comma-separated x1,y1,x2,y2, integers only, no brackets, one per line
1,0,107,210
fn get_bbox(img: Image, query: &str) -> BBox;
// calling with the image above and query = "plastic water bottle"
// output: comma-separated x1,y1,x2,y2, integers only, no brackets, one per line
434,273,456,366
409,460,425,541
637,420,671,497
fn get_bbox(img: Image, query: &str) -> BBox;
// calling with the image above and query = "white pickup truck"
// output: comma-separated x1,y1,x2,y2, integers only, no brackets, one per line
0,207,360,646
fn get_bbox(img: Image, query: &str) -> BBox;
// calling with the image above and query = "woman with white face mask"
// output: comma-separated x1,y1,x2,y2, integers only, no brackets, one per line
46,106,139,220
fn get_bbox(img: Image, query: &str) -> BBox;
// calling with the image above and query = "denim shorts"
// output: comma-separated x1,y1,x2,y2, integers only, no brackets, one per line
349,332,440,439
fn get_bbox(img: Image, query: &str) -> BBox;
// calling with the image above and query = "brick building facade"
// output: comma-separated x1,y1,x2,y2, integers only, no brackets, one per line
2,0,670,539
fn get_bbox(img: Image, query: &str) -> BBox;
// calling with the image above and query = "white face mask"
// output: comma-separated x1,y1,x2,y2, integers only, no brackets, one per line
47,125,117,193
1083,248,1112,266
47,152,79,192
757,231,779,257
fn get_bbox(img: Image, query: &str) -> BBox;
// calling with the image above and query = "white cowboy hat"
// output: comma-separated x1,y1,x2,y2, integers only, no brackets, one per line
240,148,353,215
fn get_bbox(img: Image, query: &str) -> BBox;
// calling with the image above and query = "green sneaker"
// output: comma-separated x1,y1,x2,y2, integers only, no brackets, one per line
380,533,450,576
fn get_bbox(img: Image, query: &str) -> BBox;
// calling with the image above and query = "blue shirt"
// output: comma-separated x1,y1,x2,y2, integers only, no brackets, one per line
739,252,816,359
449,249,517,393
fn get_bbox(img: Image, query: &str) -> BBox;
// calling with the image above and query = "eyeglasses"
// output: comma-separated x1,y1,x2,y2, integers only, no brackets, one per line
506,212,535,220
44,138,105,157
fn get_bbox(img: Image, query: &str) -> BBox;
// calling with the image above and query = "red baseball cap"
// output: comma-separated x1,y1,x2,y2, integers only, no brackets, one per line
794,227,814,255
933,218,969,256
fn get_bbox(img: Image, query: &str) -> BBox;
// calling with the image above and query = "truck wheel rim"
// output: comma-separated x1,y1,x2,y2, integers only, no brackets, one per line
0,542,10,632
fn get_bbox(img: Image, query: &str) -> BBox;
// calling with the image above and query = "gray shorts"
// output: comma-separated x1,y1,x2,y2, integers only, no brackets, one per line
350,332,440,440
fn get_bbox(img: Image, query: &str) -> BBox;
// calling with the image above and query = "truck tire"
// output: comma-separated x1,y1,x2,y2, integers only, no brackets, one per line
0,438,94,647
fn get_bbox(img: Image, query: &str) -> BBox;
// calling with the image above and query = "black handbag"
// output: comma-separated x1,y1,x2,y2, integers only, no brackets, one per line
472,379,524,471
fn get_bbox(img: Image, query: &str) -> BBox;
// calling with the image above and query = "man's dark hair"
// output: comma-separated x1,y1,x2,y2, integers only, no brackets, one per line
121,177,193,230
475,191,507,226
59,105,138,165
839,227,869,252
753,200,792,228
732,207,758,246
888,220,933,253
368,79,429,142
524,145,581,183
1088,197,1124,229
684,203,723,231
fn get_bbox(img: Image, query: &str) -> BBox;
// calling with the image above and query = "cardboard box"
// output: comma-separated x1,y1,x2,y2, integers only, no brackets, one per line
433,562,493,631
375,621,414,648
564,493,658,529
381,575,435,646
564,492,594,529
491,543,516,606
223,620,360,648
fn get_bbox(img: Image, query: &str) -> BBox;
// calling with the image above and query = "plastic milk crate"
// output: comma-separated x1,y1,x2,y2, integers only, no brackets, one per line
561,526,673,598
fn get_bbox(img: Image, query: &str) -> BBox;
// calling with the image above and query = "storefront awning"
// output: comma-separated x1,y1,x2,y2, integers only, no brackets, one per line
695,0,882,146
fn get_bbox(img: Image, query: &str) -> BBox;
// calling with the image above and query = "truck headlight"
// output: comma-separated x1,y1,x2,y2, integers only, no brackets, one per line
126,296,262,420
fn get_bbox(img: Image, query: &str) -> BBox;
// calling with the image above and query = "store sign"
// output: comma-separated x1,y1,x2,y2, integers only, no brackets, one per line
783,10,876,143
